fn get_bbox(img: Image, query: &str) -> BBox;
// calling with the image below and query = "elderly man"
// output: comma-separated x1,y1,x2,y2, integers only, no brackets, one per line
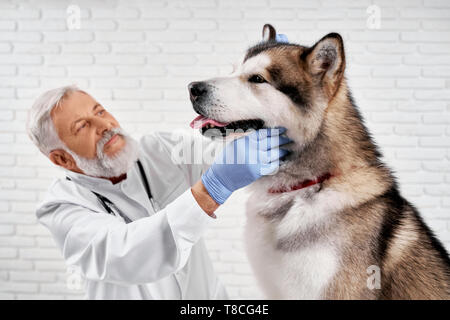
26,85,290,300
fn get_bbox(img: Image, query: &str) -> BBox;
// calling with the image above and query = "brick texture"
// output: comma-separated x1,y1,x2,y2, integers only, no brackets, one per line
0,0,449,300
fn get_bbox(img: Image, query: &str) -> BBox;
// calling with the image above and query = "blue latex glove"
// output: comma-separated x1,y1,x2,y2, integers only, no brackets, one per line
276,34,289,43
201,128,291,204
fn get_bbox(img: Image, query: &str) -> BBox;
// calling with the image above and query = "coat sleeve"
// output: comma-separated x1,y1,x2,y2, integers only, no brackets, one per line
36,188,214,285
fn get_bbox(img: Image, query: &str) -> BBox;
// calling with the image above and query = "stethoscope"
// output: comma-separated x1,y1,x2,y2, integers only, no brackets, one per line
66,160,158,223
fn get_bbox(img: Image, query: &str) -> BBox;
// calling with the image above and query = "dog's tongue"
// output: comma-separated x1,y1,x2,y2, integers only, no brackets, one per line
189,115,228,129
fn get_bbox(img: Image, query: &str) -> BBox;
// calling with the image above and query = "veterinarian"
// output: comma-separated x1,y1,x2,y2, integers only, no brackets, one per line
26,85,290,299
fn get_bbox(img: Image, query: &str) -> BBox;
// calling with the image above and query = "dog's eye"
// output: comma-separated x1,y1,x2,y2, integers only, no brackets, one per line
248,74,266,84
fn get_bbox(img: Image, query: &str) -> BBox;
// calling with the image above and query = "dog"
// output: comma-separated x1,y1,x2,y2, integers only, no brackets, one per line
188,24,450,299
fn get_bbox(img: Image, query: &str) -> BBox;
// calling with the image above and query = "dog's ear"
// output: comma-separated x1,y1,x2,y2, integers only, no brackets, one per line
302,33,345,97
262,24,276,42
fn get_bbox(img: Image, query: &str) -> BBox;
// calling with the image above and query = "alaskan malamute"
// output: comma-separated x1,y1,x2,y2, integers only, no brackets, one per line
188,24,450,299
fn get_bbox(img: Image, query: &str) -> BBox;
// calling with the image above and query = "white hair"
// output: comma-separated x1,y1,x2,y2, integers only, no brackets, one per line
26,85,81,156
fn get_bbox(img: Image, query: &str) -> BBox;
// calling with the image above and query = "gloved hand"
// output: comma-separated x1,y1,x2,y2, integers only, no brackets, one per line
201,128,291,204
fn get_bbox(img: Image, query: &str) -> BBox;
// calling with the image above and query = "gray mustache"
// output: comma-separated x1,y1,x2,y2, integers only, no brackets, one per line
96,127,124,158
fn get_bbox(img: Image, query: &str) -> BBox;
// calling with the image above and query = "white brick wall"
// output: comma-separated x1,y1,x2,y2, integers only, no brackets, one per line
0,0,449,300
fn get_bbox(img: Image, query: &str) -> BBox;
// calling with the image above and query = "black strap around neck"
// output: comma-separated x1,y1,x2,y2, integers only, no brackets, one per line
136,159,152,200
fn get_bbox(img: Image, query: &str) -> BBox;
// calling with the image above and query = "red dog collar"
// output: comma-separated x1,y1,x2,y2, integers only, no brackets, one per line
268,173,333,194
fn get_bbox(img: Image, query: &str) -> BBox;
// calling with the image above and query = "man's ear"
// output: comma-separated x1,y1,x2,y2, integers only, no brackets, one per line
302,33,345,98
49,149,78,171
262,24,276,42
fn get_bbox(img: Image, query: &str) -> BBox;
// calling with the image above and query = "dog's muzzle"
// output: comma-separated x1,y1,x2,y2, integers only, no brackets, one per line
187,81,265,138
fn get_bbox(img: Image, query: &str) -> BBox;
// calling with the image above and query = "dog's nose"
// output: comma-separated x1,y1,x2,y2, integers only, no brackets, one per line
188,81,208,102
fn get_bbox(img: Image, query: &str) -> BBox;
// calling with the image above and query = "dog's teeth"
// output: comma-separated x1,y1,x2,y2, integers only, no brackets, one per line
210,124,215,128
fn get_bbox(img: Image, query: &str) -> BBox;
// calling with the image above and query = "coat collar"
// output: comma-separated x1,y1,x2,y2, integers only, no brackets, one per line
65,168,126,190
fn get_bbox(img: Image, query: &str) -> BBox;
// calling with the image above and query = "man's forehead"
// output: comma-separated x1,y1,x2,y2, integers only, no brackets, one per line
51,91,98,126
52,91,94,115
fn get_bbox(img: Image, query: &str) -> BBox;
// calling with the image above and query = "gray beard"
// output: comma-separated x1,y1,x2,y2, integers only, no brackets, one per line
65,127,139,178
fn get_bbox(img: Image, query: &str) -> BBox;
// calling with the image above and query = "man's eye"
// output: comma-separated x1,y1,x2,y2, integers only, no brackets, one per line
97,110,104,116
248,74,266,84
77,122,87,132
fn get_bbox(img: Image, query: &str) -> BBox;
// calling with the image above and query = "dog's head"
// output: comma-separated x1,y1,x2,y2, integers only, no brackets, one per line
189,24,346,147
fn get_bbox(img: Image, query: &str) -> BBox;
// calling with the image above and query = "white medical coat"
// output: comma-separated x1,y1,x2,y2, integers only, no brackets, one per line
36,131,228,300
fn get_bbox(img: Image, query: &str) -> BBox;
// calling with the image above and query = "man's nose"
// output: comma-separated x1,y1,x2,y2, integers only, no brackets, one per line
95,118,114,135
188,81,208,102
